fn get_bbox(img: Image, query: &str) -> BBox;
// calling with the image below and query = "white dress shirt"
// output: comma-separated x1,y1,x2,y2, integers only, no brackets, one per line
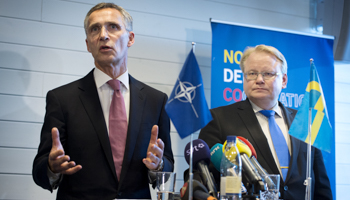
93,67,130,131
250,100,291,178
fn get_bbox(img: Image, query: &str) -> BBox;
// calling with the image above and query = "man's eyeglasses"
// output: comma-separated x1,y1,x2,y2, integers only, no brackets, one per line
244,71,281,80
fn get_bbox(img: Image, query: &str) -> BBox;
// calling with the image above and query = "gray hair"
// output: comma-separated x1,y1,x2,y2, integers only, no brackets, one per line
84,3,133,34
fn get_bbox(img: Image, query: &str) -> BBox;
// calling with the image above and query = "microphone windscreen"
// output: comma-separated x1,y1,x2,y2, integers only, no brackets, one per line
184,139,211,168
223,137,252,158
180,179,210,200
210,143,223,171
237,136,257,158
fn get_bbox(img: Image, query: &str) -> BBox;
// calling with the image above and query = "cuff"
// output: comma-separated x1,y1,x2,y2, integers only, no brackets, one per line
148,158,164,188
47,165,62,190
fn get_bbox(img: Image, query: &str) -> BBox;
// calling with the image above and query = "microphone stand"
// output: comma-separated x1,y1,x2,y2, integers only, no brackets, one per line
188,42,197,200
242,180,265,200
189,133,193,200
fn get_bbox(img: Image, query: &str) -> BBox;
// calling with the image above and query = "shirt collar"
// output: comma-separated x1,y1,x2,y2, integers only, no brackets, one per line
93,67,129,90
250,100,282,117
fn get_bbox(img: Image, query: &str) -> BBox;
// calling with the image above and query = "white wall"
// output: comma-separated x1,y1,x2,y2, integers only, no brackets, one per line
334,62,350,200
0,0,348,199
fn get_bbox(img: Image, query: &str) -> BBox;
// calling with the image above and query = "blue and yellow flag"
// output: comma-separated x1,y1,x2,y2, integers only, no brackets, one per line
289,61,333,152
165,49,212,139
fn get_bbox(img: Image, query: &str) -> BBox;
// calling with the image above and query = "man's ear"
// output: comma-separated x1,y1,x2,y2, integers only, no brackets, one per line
85,39,91,52
282,73,288,89
127,31,135,47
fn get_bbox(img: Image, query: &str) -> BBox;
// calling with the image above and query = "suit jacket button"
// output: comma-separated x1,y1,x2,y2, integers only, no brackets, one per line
284,186,288,191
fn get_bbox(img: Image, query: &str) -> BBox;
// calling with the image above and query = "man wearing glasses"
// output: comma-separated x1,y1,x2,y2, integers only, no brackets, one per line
198,45,332,199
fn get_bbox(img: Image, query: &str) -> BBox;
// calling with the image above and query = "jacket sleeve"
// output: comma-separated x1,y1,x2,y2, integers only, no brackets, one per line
32,90,67,192
313,147,333,199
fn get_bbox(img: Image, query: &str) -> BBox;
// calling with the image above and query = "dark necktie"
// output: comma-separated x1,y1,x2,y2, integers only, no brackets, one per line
107,79,128,181
260,110,290,181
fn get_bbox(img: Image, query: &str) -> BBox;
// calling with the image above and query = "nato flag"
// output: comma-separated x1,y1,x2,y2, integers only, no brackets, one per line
165,49,212,138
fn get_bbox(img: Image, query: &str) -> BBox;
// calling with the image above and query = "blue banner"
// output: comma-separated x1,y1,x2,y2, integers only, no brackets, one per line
211,20,335,197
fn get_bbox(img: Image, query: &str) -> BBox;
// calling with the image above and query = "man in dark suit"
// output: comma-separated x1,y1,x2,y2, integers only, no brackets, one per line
32,3,174,199
198,45,332,199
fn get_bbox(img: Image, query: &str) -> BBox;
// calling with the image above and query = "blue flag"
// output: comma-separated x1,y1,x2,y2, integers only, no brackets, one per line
165,49,212,139
289,61,333,152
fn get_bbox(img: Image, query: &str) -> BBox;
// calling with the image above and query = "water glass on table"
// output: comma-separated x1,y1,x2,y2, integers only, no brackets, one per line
156,172,176,200
260,174,280,200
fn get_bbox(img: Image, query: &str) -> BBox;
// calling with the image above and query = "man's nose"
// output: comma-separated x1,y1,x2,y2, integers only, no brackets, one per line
256,73,265,83
99,27,109,41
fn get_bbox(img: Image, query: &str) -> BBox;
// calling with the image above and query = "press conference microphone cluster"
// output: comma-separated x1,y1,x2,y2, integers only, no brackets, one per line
235,137,265,193
239,138,276,192
210,137,267,198
184,139,218,198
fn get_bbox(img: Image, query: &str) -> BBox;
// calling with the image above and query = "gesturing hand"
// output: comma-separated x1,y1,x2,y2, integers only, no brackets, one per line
48,127,82,174
142,125,164,170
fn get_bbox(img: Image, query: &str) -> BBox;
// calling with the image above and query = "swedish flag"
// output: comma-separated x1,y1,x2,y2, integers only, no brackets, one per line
289,61,333,152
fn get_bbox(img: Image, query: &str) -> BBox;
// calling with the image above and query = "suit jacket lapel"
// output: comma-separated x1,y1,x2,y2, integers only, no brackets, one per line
78,70,117,180
237,100,280,175
118,75,145,186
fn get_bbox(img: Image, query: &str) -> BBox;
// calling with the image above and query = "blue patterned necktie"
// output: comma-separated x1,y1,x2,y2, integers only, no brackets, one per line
260,110,290,181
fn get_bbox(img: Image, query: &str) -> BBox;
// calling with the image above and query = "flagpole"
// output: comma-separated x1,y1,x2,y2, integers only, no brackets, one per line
304,58,313,200
188,42,196,200
189,131,193,200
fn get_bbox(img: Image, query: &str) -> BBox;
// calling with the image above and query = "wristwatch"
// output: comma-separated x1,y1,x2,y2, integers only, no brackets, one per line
154,158,164,171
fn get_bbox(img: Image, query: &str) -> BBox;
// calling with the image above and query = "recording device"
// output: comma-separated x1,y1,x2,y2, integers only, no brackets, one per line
184,139,218,197
180,179,217,200
237,137,275,188
210,139,265,197
209,143,223,171
236,138,265,192
237,136,257,158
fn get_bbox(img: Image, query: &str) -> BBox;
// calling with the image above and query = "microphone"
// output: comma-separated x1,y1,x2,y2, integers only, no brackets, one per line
237,137,275,188
184,139,218,198
237,136,257,158
180,179,217,200
235,138,265,192
209,143,223,172
223,138,252,158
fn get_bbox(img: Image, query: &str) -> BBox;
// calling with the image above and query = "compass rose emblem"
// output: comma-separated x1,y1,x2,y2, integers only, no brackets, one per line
167,78,202,118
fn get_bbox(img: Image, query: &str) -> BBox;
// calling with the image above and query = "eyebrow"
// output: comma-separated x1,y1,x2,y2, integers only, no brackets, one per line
88,22,100,29
88,21,123,29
